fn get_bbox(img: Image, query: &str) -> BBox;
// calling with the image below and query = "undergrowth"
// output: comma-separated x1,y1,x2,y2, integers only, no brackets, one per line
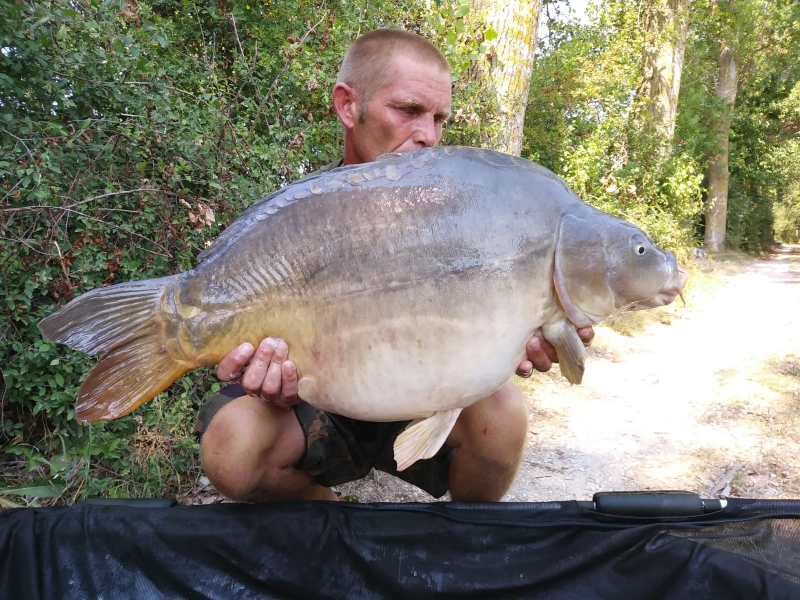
0,0,495,507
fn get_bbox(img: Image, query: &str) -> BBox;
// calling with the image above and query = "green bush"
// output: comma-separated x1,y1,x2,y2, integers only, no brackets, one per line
0,0,492,505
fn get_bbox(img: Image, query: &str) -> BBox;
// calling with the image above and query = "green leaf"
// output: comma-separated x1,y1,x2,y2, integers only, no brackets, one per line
456,5,470,17
484,26,498,42
55,373,65,387
0,485,59,498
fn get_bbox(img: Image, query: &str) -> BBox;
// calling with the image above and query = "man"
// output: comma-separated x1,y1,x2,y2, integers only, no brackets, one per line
197,29,593,503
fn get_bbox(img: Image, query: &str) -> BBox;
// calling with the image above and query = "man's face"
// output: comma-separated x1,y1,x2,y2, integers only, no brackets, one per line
347,56,451,164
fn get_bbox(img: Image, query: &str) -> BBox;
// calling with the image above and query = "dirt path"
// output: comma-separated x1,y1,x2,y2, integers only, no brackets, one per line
339,245,800,503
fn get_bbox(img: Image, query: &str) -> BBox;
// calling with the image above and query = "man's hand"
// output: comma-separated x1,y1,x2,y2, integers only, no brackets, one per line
516,327,595,377
217,337,300,408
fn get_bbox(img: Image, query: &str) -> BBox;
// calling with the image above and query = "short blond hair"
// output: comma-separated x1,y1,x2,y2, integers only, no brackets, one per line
337,29,451,122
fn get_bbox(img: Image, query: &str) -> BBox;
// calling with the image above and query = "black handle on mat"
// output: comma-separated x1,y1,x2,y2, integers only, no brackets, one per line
579,491,724,517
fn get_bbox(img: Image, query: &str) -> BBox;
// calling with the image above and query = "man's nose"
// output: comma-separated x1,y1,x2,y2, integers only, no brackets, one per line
413,116,440,147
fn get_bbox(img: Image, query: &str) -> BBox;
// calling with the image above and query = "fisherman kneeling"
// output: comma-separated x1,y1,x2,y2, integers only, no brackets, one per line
196,29,593,503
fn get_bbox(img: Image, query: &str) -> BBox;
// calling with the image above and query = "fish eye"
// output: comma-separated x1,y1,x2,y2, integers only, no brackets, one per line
634,244,647,256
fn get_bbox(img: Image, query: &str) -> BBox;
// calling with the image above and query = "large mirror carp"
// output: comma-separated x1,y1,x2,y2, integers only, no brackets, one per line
39,147,688,470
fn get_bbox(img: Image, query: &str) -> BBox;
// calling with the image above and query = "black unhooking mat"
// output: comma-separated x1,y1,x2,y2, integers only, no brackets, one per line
2,496,800,599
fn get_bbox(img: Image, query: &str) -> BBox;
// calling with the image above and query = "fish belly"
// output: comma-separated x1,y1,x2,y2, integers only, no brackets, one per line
289,278,548,421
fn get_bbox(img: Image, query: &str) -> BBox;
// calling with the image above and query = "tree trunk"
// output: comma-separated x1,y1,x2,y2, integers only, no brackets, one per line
634,0,691,141
465,0,541,156
704,45,738,252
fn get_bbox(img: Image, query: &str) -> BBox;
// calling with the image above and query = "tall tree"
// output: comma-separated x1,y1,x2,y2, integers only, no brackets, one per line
678,0,800,252
634,0,692,142
524,0,704,256
704,44,738,252
465,0,542,155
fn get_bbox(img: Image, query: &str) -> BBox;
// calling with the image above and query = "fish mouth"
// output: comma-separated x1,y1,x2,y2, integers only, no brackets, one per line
637,266,689,308
639,290,680,308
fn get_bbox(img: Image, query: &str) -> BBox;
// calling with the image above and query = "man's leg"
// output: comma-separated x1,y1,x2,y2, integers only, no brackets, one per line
445,382,528,502
200,395,337,502
201,382,528,503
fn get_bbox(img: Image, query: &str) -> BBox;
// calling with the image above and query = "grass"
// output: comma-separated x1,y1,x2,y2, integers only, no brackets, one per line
0,378,207,509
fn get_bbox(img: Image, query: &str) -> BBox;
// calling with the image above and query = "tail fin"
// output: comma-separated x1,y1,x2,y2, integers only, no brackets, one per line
38,277,189,422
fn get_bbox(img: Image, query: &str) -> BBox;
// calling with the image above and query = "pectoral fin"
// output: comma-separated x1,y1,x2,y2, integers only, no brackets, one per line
393,408,462,472
542,320,586,385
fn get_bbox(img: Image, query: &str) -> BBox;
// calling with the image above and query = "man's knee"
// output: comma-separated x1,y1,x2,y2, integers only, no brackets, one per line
484,382,529,433
449,382,528,462
445,383,528,501
200,396,306,500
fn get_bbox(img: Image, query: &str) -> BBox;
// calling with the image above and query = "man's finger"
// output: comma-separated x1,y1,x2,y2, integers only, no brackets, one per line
516,360,534,378
217,342,255,381
277,360,300,408
261,338,289,404
241,338,276,395
577,327,595,346
539,335,559,364
525,335,553,373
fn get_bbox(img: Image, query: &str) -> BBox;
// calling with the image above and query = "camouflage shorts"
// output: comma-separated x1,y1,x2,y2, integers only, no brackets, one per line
195,384,452,499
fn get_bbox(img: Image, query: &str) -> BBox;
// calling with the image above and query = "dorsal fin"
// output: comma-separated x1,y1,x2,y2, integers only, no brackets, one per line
197,166,357,264
196,186,286,263
196,150,434,264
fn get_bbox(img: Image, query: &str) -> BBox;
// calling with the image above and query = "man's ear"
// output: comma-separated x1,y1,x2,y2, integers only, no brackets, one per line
332,82,358,130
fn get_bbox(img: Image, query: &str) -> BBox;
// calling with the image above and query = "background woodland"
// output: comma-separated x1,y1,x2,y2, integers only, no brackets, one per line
1,0,798,504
